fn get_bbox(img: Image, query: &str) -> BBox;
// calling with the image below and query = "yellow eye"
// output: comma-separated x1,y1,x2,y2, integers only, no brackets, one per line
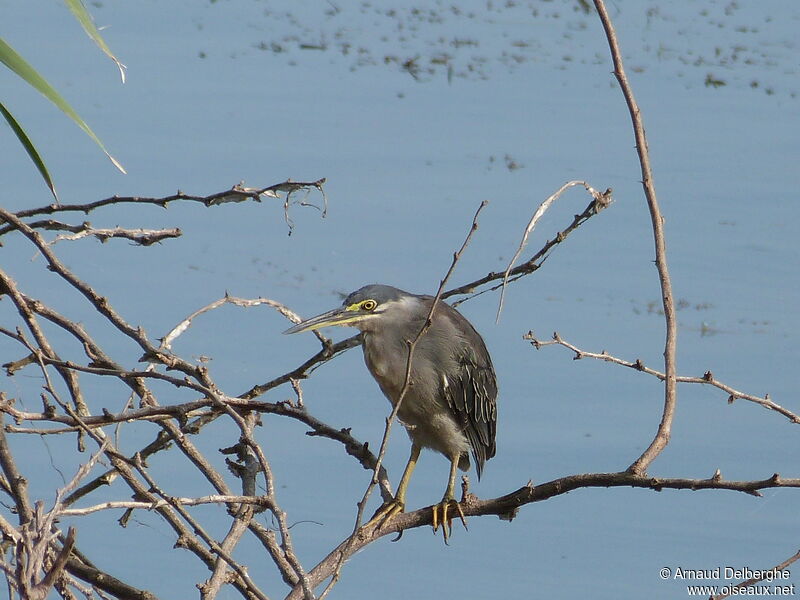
361,299,377,311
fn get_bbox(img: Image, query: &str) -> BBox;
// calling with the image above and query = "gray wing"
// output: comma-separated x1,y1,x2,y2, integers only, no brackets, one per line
439,305,498,479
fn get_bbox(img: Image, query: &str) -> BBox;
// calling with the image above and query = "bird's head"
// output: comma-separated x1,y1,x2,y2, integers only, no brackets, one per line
283,284,413,334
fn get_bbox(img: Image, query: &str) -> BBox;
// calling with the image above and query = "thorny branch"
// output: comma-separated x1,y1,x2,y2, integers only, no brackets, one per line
0,178,326,240
3,179,327,223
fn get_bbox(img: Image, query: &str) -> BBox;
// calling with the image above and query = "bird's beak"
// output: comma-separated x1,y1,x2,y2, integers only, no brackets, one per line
283,305,366,334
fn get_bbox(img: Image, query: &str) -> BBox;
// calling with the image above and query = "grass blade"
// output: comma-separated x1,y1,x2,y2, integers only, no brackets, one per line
0,101,59,203
0,36,126,174
64,0,127,83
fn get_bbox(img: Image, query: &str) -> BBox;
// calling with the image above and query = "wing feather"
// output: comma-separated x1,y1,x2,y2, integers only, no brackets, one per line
442,338,497,479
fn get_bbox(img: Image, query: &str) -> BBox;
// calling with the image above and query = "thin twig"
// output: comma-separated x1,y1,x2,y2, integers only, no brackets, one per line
524,331,800,424
443,189,611,304
47,225,182,246
0,179,327,235
315,200,489,600
161,293,302,351
711,549,800,600
496,181,610,322
131,455,270,600
0,416,34,525
57,495,274,517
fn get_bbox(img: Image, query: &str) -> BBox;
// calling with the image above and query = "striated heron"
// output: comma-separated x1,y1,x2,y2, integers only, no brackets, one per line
284,284,497,540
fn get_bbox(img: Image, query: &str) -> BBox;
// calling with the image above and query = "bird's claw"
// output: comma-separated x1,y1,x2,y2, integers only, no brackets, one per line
366,498,405,529
431,498,467,543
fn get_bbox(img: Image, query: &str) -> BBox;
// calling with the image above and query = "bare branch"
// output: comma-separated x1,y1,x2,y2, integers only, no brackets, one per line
496,181,611,321
0,269,88,416
48,225,182,246
34,526,75,598
525,331,800,424
0,211,158,359
593,0,678,475
712,549,800,600
0,415,33,524
161,294,302,351
0,179,327,236
58,495,274,517
130,454,270,600
443,188,611,304
200,504,256,600
64,557,159,600
7,439,109,600
239,335,362,400
289,470,800,599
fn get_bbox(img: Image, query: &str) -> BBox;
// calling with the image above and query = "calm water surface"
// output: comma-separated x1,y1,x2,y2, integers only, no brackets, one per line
1,2,798,598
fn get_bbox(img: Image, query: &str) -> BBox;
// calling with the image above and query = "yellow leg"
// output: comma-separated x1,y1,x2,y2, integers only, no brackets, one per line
395,443,421,505
431,454,467,543
368,444,421,526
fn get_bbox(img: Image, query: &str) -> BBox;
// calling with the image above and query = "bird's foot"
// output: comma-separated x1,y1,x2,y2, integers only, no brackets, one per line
366,498,405,529
431,498,467,544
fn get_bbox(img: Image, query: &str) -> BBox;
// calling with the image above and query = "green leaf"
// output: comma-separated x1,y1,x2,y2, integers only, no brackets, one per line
0,101,59,203
64,0,127,83
0,36,126,174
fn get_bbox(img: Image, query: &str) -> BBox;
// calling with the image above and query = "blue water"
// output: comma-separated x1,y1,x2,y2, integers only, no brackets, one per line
1,1,798,598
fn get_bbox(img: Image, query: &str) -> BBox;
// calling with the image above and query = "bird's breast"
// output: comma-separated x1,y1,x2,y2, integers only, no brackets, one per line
362,332,410,403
